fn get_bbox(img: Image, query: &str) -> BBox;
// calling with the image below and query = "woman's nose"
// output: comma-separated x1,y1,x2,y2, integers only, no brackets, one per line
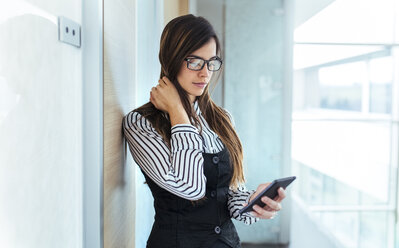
199,64,212,77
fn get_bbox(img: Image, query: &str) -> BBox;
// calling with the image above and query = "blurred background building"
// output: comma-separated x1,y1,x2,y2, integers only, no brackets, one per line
0,0,398,247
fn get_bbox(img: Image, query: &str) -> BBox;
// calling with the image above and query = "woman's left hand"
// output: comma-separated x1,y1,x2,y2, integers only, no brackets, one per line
245,183,286,219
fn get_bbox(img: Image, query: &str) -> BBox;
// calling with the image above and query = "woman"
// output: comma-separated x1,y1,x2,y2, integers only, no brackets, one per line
123,14,286,248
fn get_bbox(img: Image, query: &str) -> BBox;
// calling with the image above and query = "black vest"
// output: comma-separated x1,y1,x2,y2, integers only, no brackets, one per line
141,147,241,248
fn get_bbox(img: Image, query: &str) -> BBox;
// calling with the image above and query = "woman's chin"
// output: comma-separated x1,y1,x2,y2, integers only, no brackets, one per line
187,90,205,102
190,89,206,96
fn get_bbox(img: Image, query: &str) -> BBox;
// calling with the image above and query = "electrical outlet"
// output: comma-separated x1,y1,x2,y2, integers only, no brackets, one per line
58,16,81,48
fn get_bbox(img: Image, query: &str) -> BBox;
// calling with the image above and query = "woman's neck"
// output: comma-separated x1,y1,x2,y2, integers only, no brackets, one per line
189,95,196,105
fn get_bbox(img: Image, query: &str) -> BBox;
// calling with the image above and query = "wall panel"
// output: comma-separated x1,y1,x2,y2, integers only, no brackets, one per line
103,0,136,247
0,1,83,247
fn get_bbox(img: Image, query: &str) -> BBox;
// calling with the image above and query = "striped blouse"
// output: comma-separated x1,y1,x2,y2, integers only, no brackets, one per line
123,101,259,225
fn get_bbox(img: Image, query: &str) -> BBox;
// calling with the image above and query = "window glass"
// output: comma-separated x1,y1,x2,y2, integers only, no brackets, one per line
294,0,396,44
292,0,398,247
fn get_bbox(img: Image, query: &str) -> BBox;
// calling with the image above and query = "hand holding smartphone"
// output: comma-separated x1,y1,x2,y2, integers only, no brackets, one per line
238,176,296,215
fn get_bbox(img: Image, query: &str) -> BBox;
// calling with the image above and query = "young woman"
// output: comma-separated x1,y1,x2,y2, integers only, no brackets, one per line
123,14,286,248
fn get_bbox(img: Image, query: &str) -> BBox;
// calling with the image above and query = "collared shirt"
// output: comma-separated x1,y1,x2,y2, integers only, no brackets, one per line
123,101,258,225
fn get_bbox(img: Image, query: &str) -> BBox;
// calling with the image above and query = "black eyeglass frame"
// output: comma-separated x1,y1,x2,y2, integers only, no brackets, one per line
184,55,223,71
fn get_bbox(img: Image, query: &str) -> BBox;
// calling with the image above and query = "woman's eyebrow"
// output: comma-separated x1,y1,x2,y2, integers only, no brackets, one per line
187,54,219,60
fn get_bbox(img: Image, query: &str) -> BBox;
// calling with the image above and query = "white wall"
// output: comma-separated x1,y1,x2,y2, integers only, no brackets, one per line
0,1,83,247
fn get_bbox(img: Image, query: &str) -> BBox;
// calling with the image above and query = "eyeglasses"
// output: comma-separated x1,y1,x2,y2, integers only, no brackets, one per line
184,56,223,71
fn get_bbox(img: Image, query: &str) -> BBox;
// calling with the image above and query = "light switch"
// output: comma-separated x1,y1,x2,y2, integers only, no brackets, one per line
58,16,81,48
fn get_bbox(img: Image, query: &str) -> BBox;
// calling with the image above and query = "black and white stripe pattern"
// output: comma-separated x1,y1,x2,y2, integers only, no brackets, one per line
123,101,258,225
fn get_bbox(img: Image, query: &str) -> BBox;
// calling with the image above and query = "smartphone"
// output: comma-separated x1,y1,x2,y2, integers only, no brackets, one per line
238,176,296,215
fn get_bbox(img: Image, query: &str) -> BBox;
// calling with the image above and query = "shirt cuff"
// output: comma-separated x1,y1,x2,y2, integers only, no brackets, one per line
171,124,199,133
242,190,260,223
245,190,256,204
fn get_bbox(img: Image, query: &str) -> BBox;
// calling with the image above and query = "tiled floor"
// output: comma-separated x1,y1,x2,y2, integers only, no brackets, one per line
242,243,288,248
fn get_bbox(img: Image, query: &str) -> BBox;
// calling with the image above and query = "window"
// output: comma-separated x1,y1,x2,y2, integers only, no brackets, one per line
292,0,399,247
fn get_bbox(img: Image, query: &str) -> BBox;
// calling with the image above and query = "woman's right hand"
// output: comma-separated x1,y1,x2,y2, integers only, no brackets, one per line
150,76,190,126
150,76,182,113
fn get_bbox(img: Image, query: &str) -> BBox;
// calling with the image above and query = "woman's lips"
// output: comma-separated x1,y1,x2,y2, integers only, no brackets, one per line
193,82,207,88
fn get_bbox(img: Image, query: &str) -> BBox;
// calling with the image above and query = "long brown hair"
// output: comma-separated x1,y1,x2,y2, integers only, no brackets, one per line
135,14,245,188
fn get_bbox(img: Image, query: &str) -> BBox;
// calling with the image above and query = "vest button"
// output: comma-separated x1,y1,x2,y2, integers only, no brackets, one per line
214,226,221,234
210,190,216,198
212,156,220,164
